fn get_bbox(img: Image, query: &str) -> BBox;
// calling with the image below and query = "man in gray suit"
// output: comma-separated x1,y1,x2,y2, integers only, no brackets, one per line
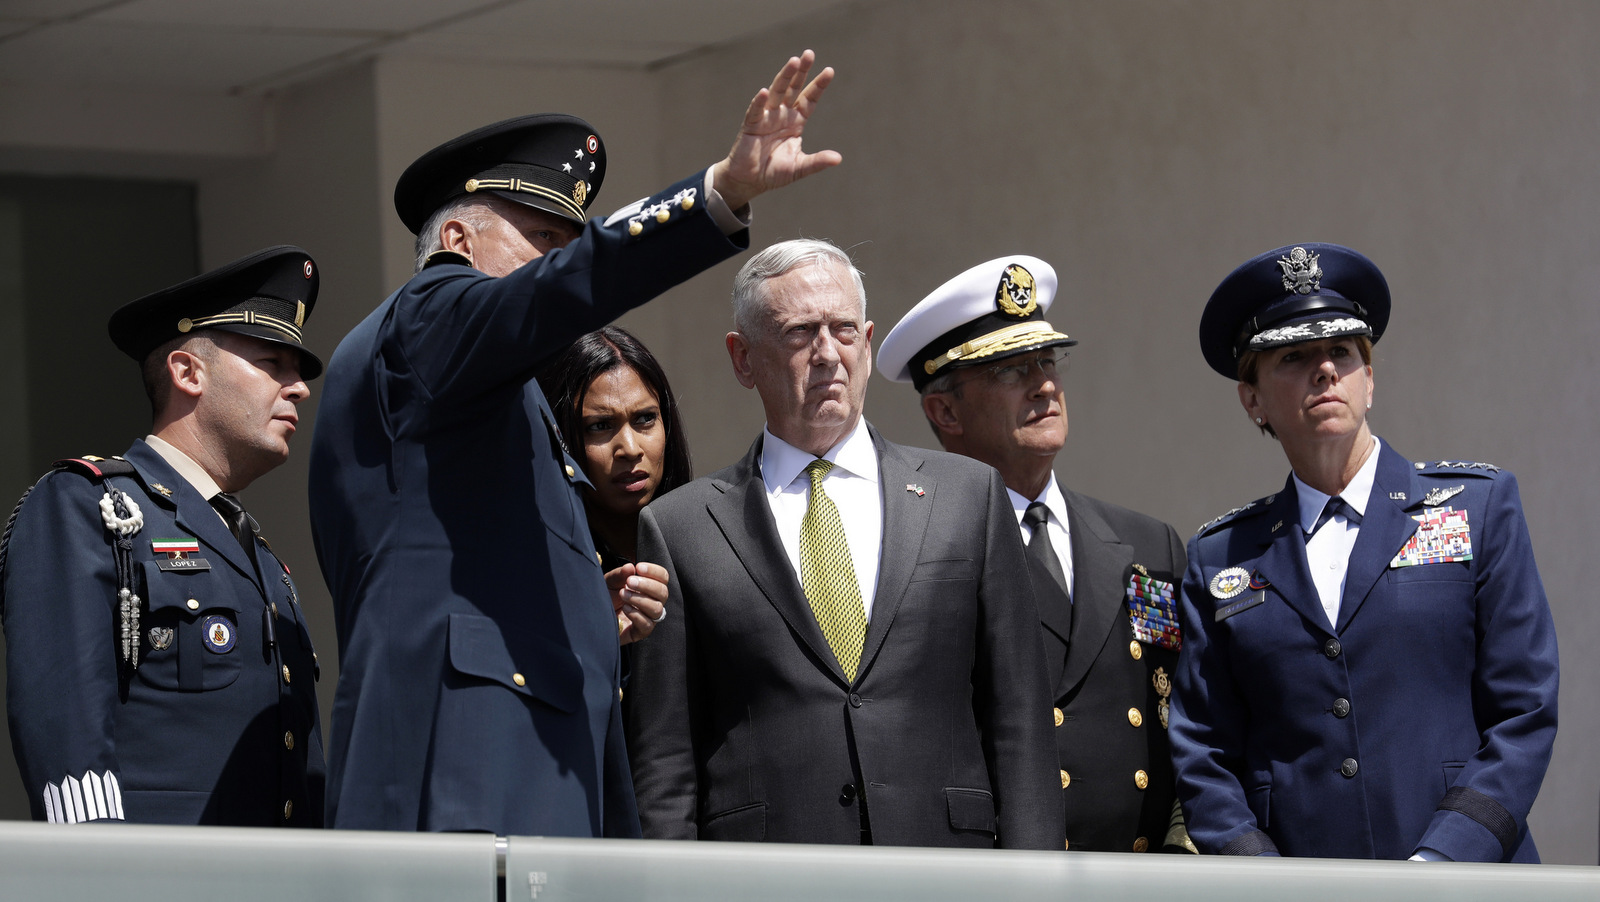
625,239,1063,849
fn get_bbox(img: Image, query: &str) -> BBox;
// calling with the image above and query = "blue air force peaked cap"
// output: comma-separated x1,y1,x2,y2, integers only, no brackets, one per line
394,113,606,234
109,245,323,380
1199,242,1390,379
880,255,1073,392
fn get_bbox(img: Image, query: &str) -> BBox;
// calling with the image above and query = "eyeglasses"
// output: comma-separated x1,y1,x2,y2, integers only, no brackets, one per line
965,348,1071,386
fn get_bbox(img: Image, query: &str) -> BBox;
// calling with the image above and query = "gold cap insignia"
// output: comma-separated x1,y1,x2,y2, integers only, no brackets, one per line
294,301,306,328
573,180,587,207
995,263,1039,317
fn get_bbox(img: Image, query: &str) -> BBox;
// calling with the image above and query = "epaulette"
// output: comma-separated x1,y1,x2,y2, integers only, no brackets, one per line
53,456,137,479
1414,460,1502,476
1195,494,1275,537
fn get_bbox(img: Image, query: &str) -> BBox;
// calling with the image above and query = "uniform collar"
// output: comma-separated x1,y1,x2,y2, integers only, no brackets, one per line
760,418,879,495
143,434,224,501
1293,436,1381,533
1006,471,1068,526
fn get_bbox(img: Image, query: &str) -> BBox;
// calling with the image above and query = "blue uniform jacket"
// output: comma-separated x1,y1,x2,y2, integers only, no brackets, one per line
1170,440,1557,861
2,440,324,825
309,171,746,835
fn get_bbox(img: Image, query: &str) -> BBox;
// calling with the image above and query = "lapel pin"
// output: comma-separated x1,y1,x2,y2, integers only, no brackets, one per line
1389,491,1406,501
905,484,925,496
1271,520,1283,533
149,483,173,498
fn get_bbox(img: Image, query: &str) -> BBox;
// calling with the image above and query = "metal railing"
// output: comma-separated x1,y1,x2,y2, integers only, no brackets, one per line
1,821,1595,901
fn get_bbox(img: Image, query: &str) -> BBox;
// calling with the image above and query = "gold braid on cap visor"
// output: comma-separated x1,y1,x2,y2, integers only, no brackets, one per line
177,310,303,342
923,322,1068,376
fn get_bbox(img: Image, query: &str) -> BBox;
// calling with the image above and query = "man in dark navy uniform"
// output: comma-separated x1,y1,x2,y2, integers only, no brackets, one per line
309,52,840,835
879,256,1195,854
1,246,325,826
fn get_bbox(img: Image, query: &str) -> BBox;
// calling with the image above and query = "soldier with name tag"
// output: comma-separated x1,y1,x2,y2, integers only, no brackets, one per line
879,256,1195,854
1,246,325,826
1169,243,1558,861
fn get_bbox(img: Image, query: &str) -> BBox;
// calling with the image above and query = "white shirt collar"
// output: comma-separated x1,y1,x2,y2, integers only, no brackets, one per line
1294,436,1381,534
1007,471,1068,526
761,418,879,495
143,434,224,500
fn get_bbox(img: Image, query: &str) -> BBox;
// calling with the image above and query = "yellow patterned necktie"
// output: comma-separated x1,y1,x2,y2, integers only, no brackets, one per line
800,459,867,682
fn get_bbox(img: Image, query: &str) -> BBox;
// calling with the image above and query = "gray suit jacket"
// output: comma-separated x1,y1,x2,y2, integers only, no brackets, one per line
625,425,1063,849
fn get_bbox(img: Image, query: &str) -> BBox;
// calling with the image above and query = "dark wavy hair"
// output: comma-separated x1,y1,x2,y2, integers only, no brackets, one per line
538,325,694,500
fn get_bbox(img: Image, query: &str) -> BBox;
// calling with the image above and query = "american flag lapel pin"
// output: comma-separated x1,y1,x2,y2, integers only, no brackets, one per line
905,484,925,496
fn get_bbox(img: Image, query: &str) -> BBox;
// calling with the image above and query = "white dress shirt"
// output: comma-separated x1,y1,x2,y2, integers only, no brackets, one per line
1008,472,1074,600
1293,436,1381,628
145,433,227,508
760,419,883,620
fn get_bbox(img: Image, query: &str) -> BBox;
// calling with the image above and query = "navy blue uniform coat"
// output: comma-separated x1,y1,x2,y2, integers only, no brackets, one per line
3,440,323,825
625,429,1064,849
1170,441,1558,861
309,172,745,835
1047,489,1186,852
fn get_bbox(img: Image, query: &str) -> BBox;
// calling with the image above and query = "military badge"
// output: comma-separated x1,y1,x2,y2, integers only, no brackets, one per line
1390,507,1473,568
1126,571,1180,651
1152,667,1172,730
1421,485,1465,507
201,615,236,654
905,484,925,496
1209,566,1249,599
572,179,587,207
147,626,174,651
994,263,1039,318
1277,246,1321,294
149,483,173,498
151,537,198,557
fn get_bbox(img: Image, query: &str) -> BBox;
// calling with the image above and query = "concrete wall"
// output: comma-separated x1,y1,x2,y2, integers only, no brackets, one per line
2,0,1596,864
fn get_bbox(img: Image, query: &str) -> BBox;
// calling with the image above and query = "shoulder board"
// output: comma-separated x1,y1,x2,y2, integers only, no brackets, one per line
1413,460,1502,477
52,457,137,480
1195,496,1273,536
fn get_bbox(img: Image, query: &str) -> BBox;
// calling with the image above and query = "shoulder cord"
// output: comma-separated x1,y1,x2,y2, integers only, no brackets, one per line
0,477,45,620
98,487,144,674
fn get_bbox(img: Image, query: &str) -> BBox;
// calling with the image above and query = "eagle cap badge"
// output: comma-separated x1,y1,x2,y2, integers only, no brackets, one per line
995,263,1039,318
1278,246,1322,294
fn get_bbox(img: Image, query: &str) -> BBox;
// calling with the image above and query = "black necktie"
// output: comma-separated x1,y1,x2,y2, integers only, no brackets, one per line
1311,496,1362,536
210,492,257,567
1023,502,1071,606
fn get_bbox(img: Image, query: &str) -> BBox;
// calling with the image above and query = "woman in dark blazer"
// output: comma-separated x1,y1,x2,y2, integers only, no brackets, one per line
1170,243,1558,862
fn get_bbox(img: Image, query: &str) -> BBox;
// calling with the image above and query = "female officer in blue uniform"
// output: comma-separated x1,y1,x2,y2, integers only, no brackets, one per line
1170,243,1558,861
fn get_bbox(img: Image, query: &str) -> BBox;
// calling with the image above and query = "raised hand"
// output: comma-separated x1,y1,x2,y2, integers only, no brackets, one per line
710,50,842,212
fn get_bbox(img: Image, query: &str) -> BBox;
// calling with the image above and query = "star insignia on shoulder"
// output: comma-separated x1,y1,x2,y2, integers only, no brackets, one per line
1196,500,1260,535
150,483,173,497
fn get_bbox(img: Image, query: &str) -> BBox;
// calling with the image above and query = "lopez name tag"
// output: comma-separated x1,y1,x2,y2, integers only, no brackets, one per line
1390,506,1473,568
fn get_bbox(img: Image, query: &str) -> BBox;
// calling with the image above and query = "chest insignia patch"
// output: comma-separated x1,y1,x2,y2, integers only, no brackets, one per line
1390,507,1473,568
147,627,174,651
1126,571,1180,651
1421,484,1465,507
201,615,236,654
1209,566,1250,599
1153,667,1172,729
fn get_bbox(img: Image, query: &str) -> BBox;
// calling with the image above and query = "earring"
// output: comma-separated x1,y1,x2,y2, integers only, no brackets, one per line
1254,417,1264,425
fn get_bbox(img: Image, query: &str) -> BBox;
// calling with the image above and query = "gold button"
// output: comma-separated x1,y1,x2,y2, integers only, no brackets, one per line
1059,770,1070,789
283,800,293,820
1128,708,1143,728
186,599,200,611
1063,839,1070,851
284,731,294,750
681,196,695,211
628,221,643,237
655,208,670,223
281,665,291,684
177,318,193,333
564,464,575,477
1129,640,1143,660
618,687,624,701
1053,707,1064,727
1134,769,1149,790
465,179,480,192
513,673,526,687
271,602,279,617
596,551,603,565
1133,836,1149,853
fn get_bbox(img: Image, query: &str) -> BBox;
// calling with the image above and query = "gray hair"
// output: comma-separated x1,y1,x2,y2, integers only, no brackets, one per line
413,195,502,273
730,238,866,336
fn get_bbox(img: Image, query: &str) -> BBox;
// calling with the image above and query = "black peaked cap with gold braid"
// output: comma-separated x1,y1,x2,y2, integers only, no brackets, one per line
879,255,1075,392
394,113,607,235
108,245,323,379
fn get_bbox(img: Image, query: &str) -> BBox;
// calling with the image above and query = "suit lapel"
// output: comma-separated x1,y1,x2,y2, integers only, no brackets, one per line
1335,443,1420,634
124,441,260,585
857,433,929,682
1247,481,1327,634
1059,490,1134,694
706,436,848,685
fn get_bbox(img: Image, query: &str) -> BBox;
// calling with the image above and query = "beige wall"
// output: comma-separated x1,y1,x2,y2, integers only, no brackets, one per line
1,0,1596,863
